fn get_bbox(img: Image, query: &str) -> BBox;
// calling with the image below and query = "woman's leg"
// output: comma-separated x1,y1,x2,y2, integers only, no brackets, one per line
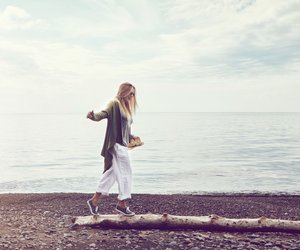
89,147,118,208
113,143,135,216
95,166,116,201
91,192,102,206
118,199,128,208
113,143,132,202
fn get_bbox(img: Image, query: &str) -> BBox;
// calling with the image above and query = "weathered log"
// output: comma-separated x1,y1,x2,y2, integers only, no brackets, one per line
72,213,300,232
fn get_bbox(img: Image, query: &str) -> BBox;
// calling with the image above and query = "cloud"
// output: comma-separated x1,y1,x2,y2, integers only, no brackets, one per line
1,1,300,88
0,5,42,30
1,1,300,83
154,0,300,77
0,1,300,113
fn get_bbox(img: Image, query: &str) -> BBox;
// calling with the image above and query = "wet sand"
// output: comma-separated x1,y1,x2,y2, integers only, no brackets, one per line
0,193,299,249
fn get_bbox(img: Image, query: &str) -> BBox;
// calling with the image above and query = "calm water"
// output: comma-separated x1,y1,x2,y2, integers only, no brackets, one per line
0,112,300,194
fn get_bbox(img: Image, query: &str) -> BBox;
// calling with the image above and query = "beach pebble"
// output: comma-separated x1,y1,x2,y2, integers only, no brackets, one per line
251,239,263,245
169,241,177,246
89,243,96,247
248,234,259,238
183,239,192,244
43,211,51,216
195,236,204,241
49,228,56,233
264,242,273,247
58,222,64,227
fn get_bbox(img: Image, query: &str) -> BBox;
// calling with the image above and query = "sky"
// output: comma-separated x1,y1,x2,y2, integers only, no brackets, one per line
0,0,300,113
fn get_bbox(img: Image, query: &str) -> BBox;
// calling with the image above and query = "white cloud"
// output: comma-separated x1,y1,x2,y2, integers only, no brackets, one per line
0,1,300,113
0,5,42,30
155,0,300,77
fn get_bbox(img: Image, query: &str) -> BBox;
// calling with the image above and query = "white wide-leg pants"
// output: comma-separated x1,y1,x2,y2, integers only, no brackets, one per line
96,143,132,200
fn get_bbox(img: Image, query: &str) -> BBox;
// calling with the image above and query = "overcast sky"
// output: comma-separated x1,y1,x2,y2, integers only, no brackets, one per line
0,0,300,113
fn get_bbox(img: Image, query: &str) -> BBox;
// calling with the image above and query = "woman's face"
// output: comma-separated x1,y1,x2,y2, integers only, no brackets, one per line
128,87,135,100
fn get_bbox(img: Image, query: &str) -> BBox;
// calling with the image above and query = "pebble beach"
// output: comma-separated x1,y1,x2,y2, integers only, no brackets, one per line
0,193,299,250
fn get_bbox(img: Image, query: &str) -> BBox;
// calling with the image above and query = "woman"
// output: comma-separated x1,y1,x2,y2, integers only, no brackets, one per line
86,82,138,216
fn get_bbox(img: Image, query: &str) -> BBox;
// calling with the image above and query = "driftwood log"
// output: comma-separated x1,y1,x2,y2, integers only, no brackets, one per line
72,213,300,233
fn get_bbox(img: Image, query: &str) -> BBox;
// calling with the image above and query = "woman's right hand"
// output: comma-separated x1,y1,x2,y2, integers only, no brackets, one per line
87,110,95,120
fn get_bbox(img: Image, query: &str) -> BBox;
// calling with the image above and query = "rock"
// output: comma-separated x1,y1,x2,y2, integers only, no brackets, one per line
248,234,259,239
251,239,261,245
89,243,96,248
169,241,177,246
126,241,131,245
62,215,72,221
43,211,51,216
189,247,200,250
264,242,273,247
183,239,191,245
223,233,235,239
63,233,72,238
48,228,56,233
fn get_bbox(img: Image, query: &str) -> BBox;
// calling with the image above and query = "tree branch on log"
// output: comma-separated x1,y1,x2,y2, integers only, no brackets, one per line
72,213,300,233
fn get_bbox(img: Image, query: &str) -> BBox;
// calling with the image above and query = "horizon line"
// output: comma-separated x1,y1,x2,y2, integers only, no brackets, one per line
1,111,300,115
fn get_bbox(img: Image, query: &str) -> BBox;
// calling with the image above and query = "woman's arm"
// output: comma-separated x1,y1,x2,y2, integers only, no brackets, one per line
87,100,116,121
86,110,108,121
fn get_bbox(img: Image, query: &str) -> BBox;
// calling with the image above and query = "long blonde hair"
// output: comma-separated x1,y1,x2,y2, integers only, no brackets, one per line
116,82,137,118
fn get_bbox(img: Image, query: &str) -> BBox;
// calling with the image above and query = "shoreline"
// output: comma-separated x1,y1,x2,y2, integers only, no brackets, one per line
1,191,300,196
1,193,299,249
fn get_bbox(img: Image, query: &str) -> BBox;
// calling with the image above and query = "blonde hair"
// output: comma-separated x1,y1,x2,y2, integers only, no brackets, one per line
116,82,137,117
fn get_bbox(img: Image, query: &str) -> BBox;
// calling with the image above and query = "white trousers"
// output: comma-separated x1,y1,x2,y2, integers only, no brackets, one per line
96,143,132,200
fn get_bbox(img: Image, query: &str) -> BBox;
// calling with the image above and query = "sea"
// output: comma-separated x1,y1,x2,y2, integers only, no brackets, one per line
0,112,299,194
